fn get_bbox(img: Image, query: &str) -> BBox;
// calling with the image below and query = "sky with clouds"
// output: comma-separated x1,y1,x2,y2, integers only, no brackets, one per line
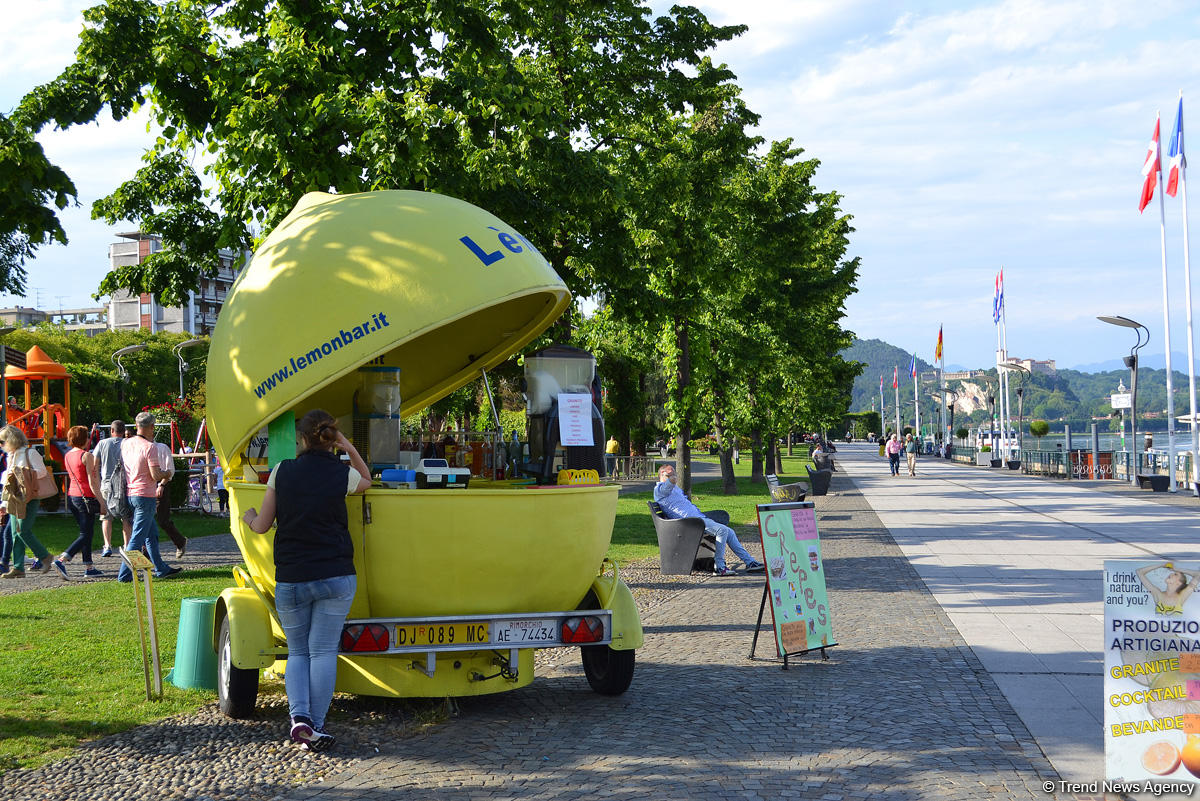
4,0,1200,371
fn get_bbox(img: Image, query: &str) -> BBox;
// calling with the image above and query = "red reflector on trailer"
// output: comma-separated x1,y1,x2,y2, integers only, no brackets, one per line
340,623,390,652
560,616,604,644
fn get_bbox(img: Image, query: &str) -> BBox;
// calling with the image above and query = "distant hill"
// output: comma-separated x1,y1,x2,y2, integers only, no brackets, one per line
842,339,934,414
842,336,1198,432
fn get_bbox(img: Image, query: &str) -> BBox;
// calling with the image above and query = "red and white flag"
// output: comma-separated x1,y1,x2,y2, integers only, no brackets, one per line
892,366,898,389
1140,114,1162,213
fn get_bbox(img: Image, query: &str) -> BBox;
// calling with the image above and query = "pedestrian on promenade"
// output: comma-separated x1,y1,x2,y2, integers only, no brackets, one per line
94,420,132,557
56,425,106,579
885,434,902,476
0,425,56,579
653,464,764,576
241,410,371,752
152,440,188,559
904,433,918,476
116,412,180,582
1136,562,1200,615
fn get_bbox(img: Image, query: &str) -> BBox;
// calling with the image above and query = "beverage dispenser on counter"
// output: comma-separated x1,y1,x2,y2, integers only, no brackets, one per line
352,365,404,472
520,345,607,484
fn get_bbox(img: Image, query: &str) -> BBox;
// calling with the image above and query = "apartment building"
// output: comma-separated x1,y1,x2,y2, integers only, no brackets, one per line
107,232,245,335
0,306,108,336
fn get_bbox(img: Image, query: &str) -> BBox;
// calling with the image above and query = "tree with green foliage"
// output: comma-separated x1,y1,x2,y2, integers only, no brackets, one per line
2,325,207,433
1029,419,1050,447
8,0,744,307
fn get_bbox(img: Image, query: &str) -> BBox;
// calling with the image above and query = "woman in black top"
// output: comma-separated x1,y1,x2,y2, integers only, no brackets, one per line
243,409,371,751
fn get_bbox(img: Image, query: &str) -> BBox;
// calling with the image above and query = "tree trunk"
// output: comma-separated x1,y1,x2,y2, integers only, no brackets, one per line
635,372,647,457
750,426,764,483
713,412,737,495
775,440,784,474
787,429,794,456
674,316,692,495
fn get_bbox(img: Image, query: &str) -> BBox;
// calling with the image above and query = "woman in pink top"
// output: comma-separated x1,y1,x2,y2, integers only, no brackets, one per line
56,426,107,579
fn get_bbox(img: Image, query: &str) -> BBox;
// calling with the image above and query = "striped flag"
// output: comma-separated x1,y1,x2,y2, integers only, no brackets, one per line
1167,97,1185,198
880,374,884,392
935,326,943,362
908,354,917,379
892,366,898,388
1140,114,1162,213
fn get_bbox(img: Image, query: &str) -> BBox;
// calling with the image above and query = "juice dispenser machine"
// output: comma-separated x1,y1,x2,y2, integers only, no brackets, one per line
352,365,403,471
522,345,606,483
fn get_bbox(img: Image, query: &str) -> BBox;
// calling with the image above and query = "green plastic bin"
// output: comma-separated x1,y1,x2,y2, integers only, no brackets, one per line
167,596,219,690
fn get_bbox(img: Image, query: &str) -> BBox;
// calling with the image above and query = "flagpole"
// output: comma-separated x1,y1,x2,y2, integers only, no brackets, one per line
1174,92,1198,495
895,369,900,438
939,331,947,447
1001,277,1012,459
1156,111,1179,492
880,380,885,441
913,357,920,440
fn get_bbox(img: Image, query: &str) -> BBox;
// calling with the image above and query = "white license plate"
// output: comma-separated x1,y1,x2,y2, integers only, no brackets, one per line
491,618,559,645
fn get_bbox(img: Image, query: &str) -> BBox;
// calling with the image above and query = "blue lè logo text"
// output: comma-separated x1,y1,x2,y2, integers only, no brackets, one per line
459,226,537,267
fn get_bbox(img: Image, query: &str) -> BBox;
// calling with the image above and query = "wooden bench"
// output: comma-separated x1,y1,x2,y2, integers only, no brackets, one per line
766,474,807,503
647,502,726,574
806,465,832,496
1137,474,1170,492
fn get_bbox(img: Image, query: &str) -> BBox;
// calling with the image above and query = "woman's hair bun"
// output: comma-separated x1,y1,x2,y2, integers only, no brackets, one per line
298,409,339,451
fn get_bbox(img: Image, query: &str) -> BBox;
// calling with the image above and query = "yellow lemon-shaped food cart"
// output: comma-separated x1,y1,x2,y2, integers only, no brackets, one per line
207,191,642,717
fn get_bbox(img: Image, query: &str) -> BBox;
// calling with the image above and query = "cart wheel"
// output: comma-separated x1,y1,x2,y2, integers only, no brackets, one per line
218,616,259,718
581,644,635,695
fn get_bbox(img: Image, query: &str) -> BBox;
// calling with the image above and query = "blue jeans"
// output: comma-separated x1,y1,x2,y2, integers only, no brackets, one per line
276,574,357,729
702,516,754,571
0,516,10,566
117,495,171,580
66,496,100,563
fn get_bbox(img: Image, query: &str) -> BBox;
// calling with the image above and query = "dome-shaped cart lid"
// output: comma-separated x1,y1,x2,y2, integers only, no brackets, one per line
205,191,570,466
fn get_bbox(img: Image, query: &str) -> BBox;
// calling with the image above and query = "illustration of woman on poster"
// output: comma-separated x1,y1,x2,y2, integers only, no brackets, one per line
1136,562,1200,615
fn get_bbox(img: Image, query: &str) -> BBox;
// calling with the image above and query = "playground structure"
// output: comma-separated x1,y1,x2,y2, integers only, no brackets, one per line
5,345,71,470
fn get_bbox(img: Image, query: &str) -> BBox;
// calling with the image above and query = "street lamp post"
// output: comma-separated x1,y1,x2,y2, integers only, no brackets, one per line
172,338,205,400
112,344,148,406
1098,315,1149,487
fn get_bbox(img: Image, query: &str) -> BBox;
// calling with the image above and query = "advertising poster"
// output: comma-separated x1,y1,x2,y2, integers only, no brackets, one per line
1104,559,1200,785
756,502,836,656
557,393,594,447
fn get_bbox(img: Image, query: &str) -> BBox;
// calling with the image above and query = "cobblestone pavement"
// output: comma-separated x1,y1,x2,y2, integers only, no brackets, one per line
282,475,1063,801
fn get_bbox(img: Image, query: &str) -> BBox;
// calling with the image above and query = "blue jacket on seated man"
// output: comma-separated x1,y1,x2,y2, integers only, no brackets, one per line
653,465,764,577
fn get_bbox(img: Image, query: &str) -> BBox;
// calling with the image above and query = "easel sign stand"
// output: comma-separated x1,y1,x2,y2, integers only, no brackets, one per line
121,549,163,700
749,501,837,669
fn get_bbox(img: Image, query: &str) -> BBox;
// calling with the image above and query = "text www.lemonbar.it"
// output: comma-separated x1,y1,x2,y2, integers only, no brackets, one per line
253,312,391,399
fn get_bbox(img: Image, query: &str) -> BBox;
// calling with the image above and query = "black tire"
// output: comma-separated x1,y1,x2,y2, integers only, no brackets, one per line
581,645,635,695
217,616,259,719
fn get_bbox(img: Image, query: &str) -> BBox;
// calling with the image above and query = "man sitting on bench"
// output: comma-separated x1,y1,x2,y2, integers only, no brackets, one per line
653,465,765,577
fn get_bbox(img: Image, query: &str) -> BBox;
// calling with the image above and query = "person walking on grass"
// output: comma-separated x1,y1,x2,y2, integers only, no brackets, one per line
115,412,181,582
152,439,188,559
242,410,372,752
94,420,132,557
55,425,106,579
0,426,56,579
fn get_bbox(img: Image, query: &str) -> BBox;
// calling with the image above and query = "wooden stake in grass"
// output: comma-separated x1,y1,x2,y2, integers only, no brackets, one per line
122,549,163,701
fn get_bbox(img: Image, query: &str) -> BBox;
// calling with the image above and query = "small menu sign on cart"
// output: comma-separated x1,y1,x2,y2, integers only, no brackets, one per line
751,501,836,666
557,393,594,447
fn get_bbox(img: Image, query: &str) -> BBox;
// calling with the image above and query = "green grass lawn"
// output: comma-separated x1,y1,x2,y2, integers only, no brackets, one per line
10,510,231,558
0,566,242,774
607,455,813,564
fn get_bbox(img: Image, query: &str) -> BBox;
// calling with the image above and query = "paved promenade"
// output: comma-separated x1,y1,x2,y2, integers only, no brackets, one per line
838,443,1200,785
